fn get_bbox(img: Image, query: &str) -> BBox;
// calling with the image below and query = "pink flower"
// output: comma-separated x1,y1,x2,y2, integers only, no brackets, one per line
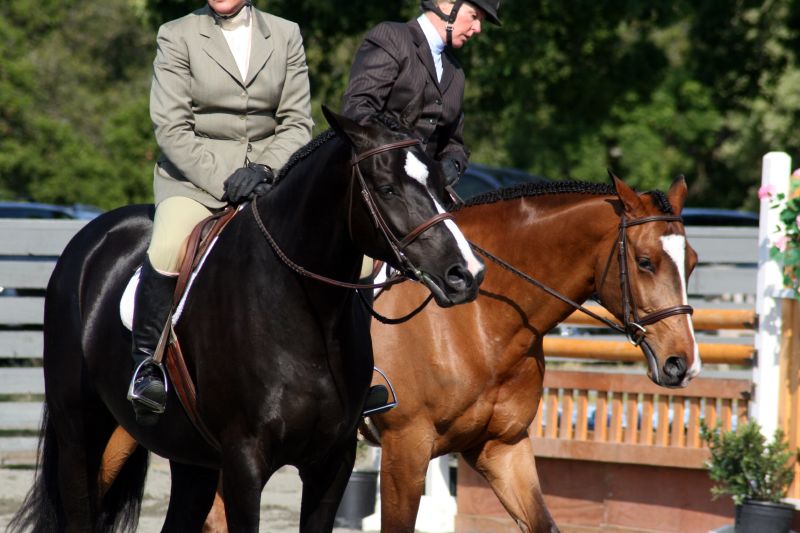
758,184,776,200
793,168,800,179
776,235,791,252
796,215,800,230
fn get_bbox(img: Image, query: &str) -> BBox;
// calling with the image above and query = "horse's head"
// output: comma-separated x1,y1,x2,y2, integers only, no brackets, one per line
322,107,484,306
594,174,700,388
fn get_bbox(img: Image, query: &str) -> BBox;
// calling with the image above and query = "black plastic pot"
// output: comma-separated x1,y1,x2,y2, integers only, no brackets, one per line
334,470,378,529
735,499,794,533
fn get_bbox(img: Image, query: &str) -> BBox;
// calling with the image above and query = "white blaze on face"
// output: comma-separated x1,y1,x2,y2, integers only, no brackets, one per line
404,152,483,276
661,234,701,378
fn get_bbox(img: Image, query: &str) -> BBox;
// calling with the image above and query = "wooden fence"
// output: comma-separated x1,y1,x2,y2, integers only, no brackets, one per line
0,219,88,463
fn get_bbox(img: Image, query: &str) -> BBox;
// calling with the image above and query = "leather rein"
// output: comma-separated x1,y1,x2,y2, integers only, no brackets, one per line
250,138,453,290
470,213,693,351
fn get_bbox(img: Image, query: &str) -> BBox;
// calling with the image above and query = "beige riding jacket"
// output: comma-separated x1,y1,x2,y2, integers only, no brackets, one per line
150,6,313,208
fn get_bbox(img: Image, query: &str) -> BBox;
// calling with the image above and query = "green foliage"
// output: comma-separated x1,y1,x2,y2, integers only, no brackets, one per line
3,1,800,210
700,420,797,505
766,180,800,298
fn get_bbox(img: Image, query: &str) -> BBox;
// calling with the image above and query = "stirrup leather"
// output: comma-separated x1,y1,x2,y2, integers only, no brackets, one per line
127,359,169,414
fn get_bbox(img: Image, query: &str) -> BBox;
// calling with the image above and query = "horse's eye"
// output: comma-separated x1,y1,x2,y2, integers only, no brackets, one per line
637,257,654,272
375,185,396,198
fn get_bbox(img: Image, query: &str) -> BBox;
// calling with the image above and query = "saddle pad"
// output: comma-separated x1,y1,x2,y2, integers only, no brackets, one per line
119,205,240,330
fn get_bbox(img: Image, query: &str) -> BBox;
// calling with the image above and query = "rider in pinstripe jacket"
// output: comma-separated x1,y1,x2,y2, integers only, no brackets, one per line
342,0,501,415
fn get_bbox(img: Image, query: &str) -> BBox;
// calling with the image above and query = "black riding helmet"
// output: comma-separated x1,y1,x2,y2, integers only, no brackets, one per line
421,0,502,37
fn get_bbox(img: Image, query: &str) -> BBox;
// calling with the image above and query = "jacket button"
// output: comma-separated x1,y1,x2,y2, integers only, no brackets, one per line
239,115,246,120
435,98,442,105
428,118,435,124
241,91,247,97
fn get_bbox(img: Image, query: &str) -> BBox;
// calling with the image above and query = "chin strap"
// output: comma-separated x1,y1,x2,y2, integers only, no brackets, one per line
211,0,251,20
426,0,464,47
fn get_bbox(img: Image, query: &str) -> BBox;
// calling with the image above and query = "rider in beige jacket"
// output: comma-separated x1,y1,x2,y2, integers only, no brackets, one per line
129,0,313,425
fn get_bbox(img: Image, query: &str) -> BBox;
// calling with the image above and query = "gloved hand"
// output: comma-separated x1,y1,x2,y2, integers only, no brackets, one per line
222,163,274,204
440,158,462,187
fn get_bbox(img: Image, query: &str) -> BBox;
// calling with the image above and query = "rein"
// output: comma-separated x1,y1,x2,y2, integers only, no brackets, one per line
250,137,453,292
469,213,693,349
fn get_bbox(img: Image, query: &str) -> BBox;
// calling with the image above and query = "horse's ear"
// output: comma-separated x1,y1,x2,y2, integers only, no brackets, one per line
667,175,688,215
609,170,645,216
321,105,361,147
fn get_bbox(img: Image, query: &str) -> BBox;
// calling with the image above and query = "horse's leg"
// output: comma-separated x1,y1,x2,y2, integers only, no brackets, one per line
220,443,271,533
162,461,219,532
378,432,434,533
297,440,357,533
462,437,559,533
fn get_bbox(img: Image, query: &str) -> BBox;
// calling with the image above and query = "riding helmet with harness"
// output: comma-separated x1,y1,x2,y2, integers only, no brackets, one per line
420,0,501,46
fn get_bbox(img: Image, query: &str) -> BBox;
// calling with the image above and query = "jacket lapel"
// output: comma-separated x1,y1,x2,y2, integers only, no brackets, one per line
245,10,274,87
440,51,456,93
199,7,244,86
408,21,442,94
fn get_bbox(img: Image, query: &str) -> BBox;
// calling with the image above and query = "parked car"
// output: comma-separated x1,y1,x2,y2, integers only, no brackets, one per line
679,207,758,227
454,163,547,199
0,201,103,220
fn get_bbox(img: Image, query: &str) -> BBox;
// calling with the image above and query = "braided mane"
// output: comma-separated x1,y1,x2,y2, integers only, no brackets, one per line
276,129,336,183
453,179,673,214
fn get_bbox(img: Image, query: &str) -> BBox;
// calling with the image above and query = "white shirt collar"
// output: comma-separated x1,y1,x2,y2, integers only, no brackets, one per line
218,4,251,31
417,13,445,56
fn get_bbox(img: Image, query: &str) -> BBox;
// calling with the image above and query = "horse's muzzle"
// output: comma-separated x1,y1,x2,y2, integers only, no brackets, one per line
421,263,482,307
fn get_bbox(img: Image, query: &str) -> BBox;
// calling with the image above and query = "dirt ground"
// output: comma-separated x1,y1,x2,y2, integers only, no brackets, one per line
0,455,364,532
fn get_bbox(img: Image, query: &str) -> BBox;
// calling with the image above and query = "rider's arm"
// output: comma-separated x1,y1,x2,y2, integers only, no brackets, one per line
251,22,313,171
342,24,402,124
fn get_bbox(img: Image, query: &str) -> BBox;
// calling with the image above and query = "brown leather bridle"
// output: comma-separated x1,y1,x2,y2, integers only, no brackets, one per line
251,137,454,290
470,213,694,383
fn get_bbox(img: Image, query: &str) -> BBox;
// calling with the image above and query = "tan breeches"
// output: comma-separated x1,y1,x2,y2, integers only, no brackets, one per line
147,196,214,274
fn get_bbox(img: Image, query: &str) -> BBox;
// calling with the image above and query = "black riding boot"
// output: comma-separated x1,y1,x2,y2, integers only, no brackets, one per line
127,257,177,426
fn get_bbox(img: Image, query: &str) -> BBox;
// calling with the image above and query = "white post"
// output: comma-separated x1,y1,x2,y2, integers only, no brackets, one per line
415,455,457,532
361,453,457,532
754,152,792,438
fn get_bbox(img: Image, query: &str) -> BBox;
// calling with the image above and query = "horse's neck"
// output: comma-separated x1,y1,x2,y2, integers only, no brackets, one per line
261,140,361,278
461,194,616,336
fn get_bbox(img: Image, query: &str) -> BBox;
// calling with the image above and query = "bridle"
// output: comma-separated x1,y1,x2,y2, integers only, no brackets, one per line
251,137,454,291
470,213,693,382
611,215,694,345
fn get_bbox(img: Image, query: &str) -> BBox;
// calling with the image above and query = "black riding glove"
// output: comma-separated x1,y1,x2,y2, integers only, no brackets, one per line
222,163,274,204
440,158,462,187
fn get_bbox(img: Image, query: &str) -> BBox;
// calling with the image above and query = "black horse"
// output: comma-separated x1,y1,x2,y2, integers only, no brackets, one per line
9,108,484,532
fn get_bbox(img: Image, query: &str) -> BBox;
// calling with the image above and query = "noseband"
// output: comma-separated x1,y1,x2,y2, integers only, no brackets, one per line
251,137,453,290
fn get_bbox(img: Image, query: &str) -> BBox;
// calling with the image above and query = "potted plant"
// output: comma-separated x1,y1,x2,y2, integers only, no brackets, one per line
334,439,379,529
700,420,798,533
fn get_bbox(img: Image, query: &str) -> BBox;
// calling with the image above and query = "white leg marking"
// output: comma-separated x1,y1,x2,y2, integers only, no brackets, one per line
661,234,701,377
404,152,483,276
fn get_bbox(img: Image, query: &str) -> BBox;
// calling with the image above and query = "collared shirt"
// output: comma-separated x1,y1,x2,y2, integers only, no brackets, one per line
219,5,252,80
417,13,445,82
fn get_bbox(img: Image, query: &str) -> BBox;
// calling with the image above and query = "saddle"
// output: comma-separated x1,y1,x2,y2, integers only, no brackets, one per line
153,207,238,450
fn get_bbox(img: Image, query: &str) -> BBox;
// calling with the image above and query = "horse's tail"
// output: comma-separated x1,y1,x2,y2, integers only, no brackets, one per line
7,404,61,533
7,405,150,533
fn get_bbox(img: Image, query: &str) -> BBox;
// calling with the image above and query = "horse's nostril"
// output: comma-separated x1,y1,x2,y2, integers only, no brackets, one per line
663,356,686,379
445,264,471,291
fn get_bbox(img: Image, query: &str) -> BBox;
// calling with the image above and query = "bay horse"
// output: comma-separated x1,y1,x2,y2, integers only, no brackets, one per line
8,108,484,533
367,176,699,532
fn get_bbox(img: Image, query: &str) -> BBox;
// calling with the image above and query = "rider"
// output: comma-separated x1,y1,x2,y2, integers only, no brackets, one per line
342,0,501,414
128,0,313,425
